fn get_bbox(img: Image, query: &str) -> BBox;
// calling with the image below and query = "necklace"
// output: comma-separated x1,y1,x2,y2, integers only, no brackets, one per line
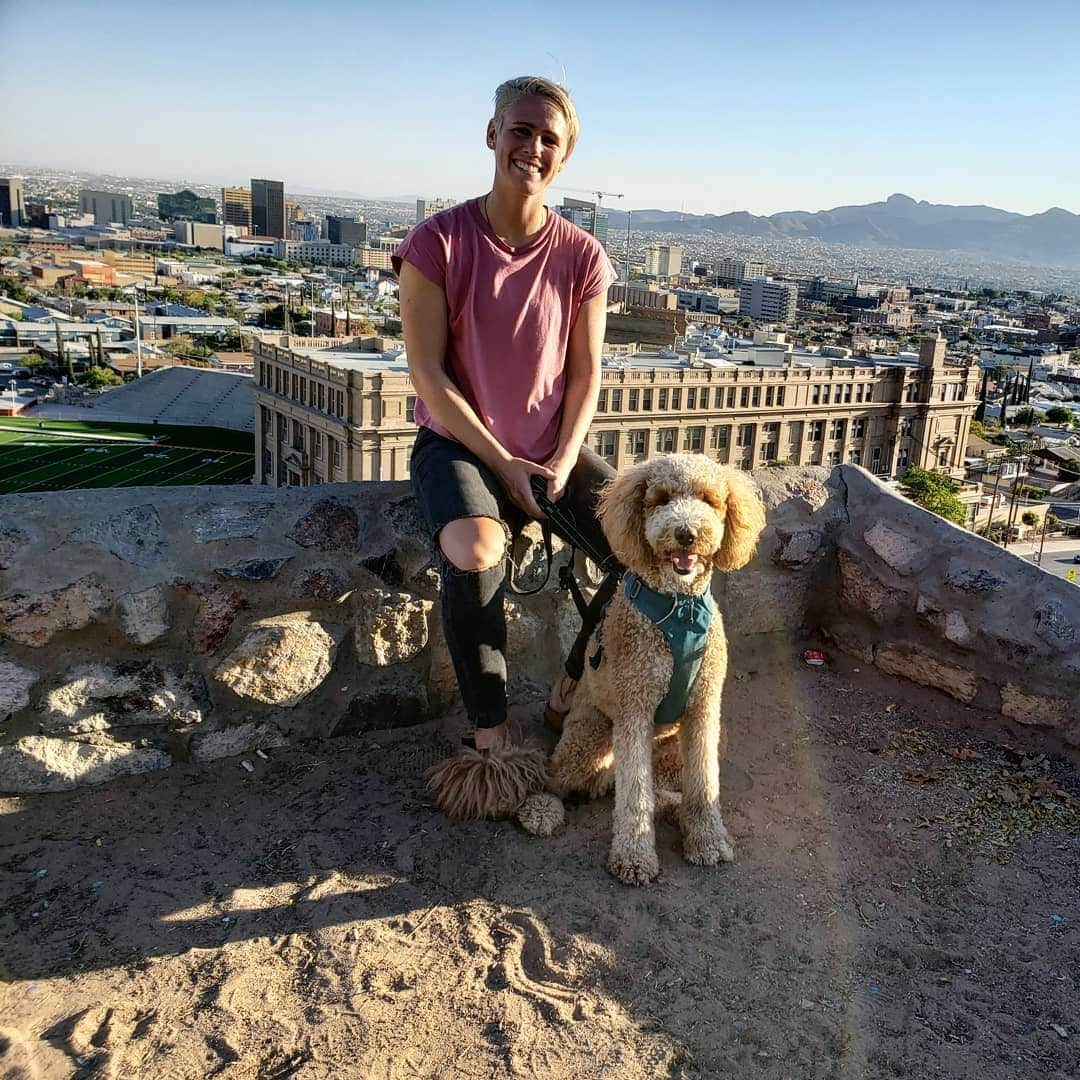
479,193,546,247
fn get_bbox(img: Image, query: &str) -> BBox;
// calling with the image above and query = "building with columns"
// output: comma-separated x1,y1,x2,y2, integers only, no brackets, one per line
252,331,978,486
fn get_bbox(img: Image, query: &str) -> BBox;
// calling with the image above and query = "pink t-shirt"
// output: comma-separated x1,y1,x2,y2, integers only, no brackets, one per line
393,199,615,463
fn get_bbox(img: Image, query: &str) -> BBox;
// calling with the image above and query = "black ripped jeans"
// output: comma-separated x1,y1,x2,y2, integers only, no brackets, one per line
410,426,615,729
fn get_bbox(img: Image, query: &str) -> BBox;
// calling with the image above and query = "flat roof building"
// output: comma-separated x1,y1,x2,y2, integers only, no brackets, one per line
739,277,798,324
79,189,133,226
0,177,26,227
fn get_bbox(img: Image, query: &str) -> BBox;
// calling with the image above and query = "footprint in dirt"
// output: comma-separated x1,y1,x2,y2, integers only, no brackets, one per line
1,1026,74,1079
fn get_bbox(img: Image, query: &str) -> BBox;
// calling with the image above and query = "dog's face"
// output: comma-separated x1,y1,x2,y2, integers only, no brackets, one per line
599,454,767,592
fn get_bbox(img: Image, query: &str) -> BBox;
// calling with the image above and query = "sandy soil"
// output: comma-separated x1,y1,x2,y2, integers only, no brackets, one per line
2,644,1078,1079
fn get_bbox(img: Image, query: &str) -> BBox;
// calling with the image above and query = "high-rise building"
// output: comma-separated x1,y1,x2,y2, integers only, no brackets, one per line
222,187,253,231
251,178,286,239
0,178,26,227
415,197,456,223
555,198,608,243
644,244,684,279
738,277,799,324
158,189,216,223
714,256,766,285
79,189,133,226
325,215,367,246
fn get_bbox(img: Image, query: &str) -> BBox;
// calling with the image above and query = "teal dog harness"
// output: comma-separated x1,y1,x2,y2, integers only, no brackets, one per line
623,572,714,726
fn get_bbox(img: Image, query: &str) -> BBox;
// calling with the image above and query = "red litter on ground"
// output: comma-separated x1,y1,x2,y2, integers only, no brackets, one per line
803,650,827,667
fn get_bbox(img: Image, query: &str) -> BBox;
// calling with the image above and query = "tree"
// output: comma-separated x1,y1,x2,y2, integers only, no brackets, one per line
1021,511,1039,527
899,466,967,526
80,366,123,390
970,419,987,439
1012,406,1045,428
1046,513,1060,531
1046,406,1072,426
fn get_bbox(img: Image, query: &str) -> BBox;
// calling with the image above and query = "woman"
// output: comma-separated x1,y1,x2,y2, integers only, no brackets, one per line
394,75,616,819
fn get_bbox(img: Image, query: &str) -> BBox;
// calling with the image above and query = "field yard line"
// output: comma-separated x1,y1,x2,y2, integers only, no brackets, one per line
81,449,198,490
2,447,111,494
112,450,205,488
188,454,256,486
0,423,152,444
153,451,249,487
53,445,157,491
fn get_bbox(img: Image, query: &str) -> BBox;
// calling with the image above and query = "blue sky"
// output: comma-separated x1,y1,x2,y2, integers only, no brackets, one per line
4,0,1078,216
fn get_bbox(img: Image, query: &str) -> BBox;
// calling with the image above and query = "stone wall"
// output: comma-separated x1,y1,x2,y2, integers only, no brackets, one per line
823,465,1080,743
2,465,1076,794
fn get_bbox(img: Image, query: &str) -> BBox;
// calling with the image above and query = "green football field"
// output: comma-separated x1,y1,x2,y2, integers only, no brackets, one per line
0,421,255,494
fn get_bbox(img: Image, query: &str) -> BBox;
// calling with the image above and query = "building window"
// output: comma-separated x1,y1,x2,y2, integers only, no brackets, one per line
642,388,653,411
671,388,682,409
406,395,416,423
827,451,841,465
822,385,831,405
658,388,668,410
291,373,299,399
262,448,272,476
611,388,622,412
809,420,824,442
897,448,910,469
871,446,883,473
277,413,287,440
765,386,774,407
776,386,785,406
938,449,950,466
740,386,749,408
630,429,647,457
687,387,697,409
596,388,607,412
713,386,723,408
313,430,323,459
655,427,676,453
864,384,874,403
711,424,730,450
683,426,704,452
292,419,304,450
751,386,761,408
337,390,345,417
597,430,617,461
317,383,325,411
830,419,846,440
853,418,866,438
736,423,754,448
812,385,821,405
274,368,282,394
848,449,862,465
261,405,271,433
333,439,342,468
855,384,863,403
629,388,639,411
726,387,736,408
901,418,913,437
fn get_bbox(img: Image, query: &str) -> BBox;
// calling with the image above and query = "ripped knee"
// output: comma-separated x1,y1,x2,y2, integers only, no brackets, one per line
437,516,508,572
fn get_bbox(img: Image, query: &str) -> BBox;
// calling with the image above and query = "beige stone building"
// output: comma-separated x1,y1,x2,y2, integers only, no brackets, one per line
253,332,979,486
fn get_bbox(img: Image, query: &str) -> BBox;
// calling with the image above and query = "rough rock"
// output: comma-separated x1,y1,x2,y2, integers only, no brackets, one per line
874,643,978,703
190,502,276,542
863,521,923,576
945,559,1006,593
189,722,286,763
773,529,823,567
118,585,171,645
1034,600,1075,650
0,528,29,569
724,568,810,636
837,551,909,624
1000,684,1072,729
426,619,462,715
0,736,171,794
354,588,432,667
40,662,207,734
69,504,165,567
334,668,429,734
214,613,343,706
0,660,38,717
508,521,568,592
287,499,358,551
0,574,111,647
822,624,874,664
295,566,350,601
214,557,293,582
191,584,247,653
943,611,973,647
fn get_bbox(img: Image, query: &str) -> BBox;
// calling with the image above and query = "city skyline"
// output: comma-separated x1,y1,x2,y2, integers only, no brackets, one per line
4,0,1079,218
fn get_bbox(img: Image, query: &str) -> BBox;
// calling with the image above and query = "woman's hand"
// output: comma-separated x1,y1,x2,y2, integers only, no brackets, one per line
544,452,576,505
496,457,556,519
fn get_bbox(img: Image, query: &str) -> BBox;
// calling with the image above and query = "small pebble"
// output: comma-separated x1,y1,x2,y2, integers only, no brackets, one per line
35,868,47,878
241,760,255,773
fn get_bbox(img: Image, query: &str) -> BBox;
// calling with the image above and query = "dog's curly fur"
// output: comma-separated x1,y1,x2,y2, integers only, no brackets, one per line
540,454,766,885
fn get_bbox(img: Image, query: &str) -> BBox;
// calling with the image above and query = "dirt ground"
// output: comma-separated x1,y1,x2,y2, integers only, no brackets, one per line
2,643,1079,1080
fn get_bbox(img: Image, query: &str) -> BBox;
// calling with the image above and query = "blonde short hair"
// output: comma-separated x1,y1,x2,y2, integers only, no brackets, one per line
493,76,580,155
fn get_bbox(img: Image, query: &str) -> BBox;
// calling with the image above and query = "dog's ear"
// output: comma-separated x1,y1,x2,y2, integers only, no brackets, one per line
714,468,767,572
597,463,652,571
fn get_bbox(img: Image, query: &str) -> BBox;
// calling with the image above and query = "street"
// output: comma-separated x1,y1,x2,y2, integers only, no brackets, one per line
1007,536,1080,582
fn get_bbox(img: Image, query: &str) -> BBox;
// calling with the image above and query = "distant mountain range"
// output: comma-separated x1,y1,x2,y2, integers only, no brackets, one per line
604,194,1080,264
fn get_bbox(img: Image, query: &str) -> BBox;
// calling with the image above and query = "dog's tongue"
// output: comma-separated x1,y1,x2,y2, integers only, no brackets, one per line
672,553,698,575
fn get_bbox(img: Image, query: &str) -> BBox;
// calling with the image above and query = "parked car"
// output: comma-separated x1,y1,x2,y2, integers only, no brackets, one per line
1073,553,1080,564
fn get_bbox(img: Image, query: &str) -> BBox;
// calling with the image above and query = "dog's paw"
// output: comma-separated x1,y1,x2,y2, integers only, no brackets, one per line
682,817,735,866
607,840,660,886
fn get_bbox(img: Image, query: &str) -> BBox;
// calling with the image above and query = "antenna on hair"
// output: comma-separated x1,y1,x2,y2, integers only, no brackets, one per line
546,51,568,85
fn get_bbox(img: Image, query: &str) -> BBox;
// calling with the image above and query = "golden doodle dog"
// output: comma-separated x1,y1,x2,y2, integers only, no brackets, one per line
520,453,766,885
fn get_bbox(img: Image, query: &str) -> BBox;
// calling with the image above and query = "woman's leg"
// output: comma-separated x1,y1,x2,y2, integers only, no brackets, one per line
411,429,515,739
